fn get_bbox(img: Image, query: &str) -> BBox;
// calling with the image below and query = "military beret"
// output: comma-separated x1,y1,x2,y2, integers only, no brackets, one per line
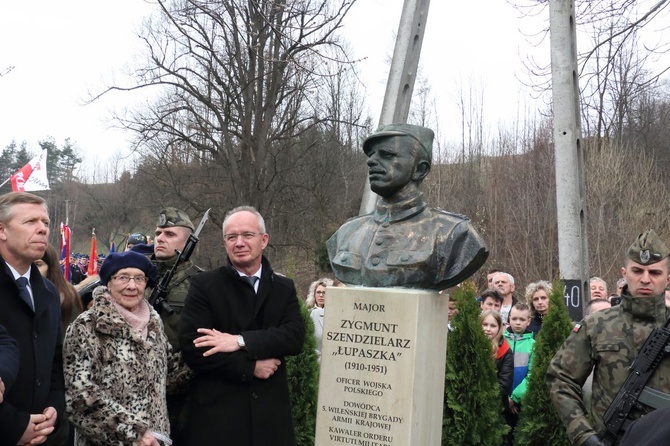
157,207,195,232
627,229,670,265
99,251,158,288
127,233,148,245
362,123,434,161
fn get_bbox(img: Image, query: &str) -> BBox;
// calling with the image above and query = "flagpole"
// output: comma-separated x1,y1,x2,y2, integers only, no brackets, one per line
0,177,9,189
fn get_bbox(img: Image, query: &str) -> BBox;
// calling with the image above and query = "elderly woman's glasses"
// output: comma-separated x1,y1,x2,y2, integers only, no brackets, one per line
111,275,147,284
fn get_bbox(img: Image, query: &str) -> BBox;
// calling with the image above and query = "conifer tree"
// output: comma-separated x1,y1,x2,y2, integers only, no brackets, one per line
443,282,508,446
514,281,573,446
286,303,320,446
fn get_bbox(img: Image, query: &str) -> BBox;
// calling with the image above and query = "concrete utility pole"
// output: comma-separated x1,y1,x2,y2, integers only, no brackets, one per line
550,0,590,305
359,0,432,216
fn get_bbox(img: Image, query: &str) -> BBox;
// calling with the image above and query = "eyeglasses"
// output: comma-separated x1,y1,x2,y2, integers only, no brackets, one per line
315,291,326,295
223,232,263,243
111,275,148,284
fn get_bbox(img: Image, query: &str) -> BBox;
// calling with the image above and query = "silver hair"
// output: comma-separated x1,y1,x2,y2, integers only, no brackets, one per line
222,206,266,234
590,277,608,290
493,272,515,285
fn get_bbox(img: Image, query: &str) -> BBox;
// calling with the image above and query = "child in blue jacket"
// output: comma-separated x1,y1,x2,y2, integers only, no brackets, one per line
503,302,536,446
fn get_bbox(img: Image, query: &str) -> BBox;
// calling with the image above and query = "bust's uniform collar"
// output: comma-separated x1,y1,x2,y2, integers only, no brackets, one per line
373,191,426,224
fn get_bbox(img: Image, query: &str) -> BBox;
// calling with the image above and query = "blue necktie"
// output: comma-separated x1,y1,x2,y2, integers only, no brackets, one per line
16,277,34,311
241,276,258,292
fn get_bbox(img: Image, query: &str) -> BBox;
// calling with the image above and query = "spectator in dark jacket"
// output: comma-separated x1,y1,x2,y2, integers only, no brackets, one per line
481,309,514,407
0,324,19,400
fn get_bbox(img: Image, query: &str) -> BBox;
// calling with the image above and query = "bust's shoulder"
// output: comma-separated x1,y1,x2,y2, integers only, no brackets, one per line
333,214,373,234
426,207,471,223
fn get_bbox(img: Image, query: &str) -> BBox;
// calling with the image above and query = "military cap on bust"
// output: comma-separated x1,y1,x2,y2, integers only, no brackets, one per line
362,123,434,161
627,229,670,265
157,207,195,232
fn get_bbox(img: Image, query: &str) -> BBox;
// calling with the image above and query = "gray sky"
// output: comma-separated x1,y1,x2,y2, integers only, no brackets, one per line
0,0,539,175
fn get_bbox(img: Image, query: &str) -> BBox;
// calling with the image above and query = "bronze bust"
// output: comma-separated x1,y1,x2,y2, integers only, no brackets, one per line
327,123,488,290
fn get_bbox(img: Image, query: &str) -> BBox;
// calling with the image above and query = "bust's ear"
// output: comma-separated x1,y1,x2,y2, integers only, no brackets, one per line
412,160,431,182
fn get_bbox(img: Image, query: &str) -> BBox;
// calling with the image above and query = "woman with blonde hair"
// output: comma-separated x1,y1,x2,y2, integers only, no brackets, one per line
525,280,552,335
306,278,333,361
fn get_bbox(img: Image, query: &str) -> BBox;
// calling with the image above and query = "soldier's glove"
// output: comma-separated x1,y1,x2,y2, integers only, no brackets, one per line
581,435,606,446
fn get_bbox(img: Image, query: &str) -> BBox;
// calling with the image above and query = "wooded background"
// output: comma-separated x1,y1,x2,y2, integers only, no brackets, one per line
1,0,669,296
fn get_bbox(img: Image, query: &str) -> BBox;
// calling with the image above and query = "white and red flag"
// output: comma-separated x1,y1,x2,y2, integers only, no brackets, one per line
10,149,50,192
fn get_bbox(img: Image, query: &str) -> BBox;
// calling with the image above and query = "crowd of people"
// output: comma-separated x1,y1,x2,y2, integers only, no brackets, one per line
0,193,304,446
1,189,669,446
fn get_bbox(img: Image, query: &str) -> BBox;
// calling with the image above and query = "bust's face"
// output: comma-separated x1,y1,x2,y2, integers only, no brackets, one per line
366,136,419,198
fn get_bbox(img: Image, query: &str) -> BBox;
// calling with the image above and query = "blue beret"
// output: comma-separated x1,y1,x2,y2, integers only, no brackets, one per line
99,251,158,288
130,243,155,256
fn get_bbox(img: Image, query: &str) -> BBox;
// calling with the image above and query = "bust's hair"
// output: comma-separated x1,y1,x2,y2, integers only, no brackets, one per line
305,278,334,308
222,206,266,233
0,192,47,223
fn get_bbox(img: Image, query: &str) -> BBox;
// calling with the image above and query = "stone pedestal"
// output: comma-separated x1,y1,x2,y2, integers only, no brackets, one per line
315,286,449,446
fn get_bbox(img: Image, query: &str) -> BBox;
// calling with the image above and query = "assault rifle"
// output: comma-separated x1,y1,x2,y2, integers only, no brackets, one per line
600,315,670,445
148,208,210,315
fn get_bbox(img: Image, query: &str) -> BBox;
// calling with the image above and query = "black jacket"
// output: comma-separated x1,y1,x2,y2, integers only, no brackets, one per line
0,258,65,446
180,256,305,446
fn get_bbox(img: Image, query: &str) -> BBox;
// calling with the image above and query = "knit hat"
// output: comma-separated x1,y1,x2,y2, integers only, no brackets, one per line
129,243,155,257
99,251,158,288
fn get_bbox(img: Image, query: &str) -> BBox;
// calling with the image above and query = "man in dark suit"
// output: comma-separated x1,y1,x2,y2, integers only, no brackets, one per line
0,324,19,403
0,192,65,446
180,206,304,446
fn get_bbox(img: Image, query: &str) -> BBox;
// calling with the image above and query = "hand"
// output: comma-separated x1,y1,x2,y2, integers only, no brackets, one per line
139,430,160,446
254,358,281,379
0,377,4,403
507,397,518,414
194,328,239,356
582,434,607,446
17,413,52,445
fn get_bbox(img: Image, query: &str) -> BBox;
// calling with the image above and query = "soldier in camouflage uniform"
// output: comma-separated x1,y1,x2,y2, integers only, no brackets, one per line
149,207,202,445
547,229,670,446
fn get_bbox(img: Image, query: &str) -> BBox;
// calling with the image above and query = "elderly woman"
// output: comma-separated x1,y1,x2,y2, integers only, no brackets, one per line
63,251,190,446
306,278,333,361
525,280,552,335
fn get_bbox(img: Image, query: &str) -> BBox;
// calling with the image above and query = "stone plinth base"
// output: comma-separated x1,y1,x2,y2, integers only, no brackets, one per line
315,286,449,446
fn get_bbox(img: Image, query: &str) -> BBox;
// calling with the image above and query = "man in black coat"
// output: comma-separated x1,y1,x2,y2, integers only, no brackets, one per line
0,324,19,402
0,192,65,446
180,206,304,446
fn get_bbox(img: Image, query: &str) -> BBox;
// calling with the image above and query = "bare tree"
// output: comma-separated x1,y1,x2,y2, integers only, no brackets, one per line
100,0,358,214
